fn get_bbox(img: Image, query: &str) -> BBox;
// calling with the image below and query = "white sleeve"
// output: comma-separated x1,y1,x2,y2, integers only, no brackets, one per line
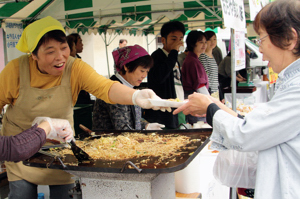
210,86,300,151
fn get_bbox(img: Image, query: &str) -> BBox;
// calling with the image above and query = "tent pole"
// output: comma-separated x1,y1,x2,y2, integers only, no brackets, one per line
229,29,237,197
230,28,236,112
146,34,149,52
104,31,111,78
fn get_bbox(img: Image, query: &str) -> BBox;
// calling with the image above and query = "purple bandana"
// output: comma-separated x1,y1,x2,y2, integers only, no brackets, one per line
112,45,149,71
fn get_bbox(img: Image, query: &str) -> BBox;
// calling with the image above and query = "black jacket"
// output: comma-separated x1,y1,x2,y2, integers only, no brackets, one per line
144,48,180,129
92,75,147,130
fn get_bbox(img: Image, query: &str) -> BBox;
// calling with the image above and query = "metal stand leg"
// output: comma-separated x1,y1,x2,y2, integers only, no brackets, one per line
69,180,82,199
230,187,237,199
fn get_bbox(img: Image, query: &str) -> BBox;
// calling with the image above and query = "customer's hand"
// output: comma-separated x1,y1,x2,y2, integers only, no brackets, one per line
173,93,213,116
32,117,74,142
146,123,165,130
170,40,184,52
132,89,172,112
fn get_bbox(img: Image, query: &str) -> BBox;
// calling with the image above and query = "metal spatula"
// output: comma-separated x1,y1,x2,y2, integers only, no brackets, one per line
68,140,93,163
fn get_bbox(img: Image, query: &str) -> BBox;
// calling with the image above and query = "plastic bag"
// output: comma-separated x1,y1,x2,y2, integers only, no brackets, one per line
213,150,257,189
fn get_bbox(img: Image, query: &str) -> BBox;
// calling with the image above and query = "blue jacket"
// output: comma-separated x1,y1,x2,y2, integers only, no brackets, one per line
211,58,300,198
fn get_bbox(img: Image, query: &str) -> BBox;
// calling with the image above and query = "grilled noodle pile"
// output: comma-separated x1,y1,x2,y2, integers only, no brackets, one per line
167,98,181,102
51,133,199,165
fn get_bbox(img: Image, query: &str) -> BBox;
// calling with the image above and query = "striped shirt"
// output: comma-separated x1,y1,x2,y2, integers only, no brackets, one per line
199,53,219,93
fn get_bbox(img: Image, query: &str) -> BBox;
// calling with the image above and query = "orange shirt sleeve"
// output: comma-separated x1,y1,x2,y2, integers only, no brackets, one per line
70,59,119,105
0,57,118,110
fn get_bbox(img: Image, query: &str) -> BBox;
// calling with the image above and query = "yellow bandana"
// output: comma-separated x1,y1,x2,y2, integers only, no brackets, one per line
16,16,65,53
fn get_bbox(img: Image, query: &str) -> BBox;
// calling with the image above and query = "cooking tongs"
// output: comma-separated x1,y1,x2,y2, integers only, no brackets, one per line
68,139,93,163
79,124,114,140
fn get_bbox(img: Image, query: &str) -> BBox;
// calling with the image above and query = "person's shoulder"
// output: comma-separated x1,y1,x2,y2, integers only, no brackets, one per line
213,46,221,52
2,56,21,75
70,58,95,77
200,53,206,57
110,75,121,82
76,54,81,59
224,55,231,61
72,57,88,68
151,48,163,56
220,56,231,66
178,53,186,59
112,47,119,52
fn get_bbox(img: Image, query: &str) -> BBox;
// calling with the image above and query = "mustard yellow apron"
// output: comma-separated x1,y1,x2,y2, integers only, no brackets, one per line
2,55,75,185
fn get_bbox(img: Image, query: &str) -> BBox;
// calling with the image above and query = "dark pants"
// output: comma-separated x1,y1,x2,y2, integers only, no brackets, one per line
184,90,202,125
218,74,231,101
8,180,74,199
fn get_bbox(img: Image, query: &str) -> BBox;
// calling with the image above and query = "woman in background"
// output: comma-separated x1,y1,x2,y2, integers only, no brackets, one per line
66,36,77,57
181,30,209,124
199,31,219,94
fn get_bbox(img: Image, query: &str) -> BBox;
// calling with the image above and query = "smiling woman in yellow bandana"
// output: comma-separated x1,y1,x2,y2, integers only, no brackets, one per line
0,16,166,199
16,16,65,53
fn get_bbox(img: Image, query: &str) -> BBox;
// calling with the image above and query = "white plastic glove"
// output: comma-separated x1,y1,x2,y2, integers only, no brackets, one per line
132,89,172,112
146,123,165,130
32,117,74,143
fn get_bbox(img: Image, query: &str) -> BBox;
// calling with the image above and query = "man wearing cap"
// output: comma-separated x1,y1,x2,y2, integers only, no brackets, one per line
0,16,168,198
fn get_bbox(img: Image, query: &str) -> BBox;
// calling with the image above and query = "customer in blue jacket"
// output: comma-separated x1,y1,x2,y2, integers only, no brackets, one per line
144,21,185,129
174,0,300,198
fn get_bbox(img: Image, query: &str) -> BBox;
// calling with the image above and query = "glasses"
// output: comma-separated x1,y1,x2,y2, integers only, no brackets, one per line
255,35,268,46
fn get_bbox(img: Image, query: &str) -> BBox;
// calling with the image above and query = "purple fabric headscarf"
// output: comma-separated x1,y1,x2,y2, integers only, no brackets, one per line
112,45,149,72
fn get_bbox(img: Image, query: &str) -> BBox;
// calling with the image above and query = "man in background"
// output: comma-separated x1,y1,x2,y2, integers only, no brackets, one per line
144,21,185,129
177,48,188,69
68,33,83,58
67,34,92,105
114,39,127,51
212,45,223,66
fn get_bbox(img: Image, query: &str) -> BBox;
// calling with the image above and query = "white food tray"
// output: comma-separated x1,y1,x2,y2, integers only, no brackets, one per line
148,99,187,108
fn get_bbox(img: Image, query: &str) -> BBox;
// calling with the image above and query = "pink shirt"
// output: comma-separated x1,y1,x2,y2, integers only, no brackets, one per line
182,51,209,91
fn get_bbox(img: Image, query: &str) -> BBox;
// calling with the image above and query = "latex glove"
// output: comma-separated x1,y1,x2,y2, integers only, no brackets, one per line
146,123,165,130
32,117,74,143
132,89,172,112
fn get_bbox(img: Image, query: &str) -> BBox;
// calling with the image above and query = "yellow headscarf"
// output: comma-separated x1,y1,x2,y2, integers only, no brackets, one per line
16,16,66,53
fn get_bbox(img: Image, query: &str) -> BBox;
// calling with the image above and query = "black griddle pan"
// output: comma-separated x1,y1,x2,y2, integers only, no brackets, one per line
23,128,212,173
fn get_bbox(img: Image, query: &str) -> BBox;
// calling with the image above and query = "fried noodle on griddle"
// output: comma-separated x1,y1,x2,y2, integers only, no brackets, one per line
51,132,200,164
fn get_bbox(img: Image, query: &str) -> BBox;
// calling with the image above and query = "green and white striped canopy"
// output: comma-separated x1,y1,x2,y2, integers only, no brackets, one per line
0,0,227,35
1,0,272,35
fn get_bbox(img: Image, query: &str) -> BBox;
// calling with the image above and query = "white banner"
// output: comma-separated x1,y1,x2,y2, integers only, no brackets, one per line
220,0,246,30
5,21,24,62
0,28,5,72
234,30,245,71
249,0,262,21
